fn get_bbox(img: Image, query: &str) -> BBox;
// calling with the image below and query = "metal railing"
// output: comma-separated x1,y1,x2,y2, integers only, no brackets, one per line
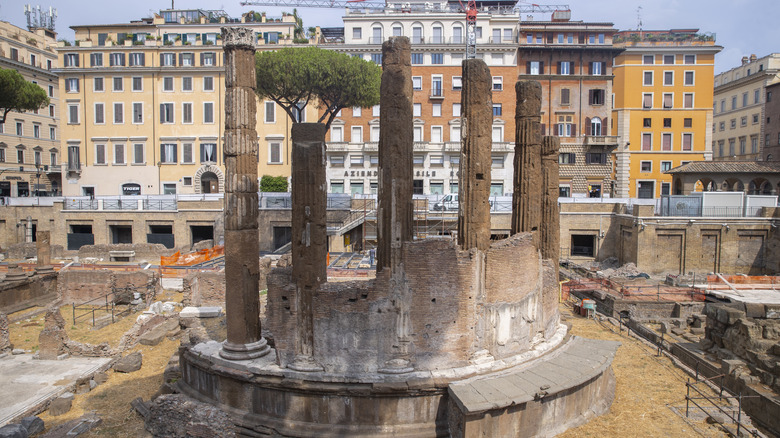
64,198,98,210
685,374,760,437
144,199,178,210
103,199,139,210
659,205,764,218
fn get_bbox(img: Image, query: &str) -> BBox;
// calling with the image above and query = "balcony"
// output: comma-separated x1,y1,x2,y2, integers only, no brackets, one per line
429,87,444,99
46,164,61,173
584,136,619,146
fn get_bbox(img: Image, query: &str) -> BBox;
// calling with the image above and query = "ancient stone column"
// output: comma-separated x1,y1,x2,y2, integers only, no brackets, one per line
458,59,492,251
36,230,54,275
511,81,543,244
540,136,560,262
377,37,413,273
219,27,270,360
289,123,327,372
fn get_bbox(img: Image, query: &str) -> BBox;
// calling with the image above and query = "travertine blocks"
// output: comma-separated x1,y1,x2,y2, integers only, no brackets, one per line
512,81,543,244
377,37,413,273
458,59,493,251
219,27,269,360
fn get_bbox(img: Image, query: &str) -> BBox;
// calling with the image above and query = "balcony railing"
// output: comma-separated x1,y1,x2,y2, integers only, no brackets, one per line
584,135,619,146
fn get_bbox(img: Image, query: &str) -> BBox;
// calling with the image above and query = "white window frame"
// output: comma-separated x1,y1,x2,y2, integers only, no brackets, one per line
203,76,214,92
268,141,282,164
94,102,105,125
112,76,123,92
350,126,363,143
412,76,422,91
203,102,214,124
113,102,124,124
182,102,193,124
113,143,125,165
93,77,104,92
95,144,106,165
492,76,503,90
132,102,143,124
68,104,79,124
640,160,652,173
162,76,174,92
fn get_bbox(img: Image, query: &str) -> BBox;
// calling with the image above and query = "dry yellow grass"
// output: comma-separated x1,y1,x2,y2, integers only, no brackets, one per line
558,303,729,438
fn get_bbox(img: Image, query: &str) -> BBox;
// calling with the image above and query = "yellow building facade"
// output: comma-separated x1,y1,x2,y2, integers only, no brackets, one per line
612,30,721,198
57,9,314,196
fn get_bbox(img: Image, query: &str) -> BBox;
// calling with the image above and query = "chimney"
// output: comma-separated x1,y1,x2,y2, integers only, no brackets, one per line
750,54,757,62
742,56,749,65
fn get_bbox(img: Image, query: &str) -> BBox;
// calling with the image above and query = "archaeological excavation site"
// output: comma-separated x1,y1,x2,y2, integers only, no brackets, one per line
1,27,780,438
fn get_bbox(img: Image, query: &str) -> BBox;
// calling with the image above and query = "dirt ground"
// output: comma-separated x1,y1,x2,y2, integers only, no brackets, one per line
5,298,746,437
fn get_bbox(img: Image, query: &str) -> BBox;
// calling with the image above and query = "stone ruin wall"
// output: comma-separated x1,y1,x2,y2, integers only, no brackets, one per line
57,269,158,304
266,234,558,374
0,274,57,313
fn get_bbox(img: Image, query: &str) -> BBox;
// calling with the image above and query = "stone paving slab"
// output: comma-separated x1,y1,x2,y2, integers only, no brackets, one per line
0,354,112,426
448,336,620,414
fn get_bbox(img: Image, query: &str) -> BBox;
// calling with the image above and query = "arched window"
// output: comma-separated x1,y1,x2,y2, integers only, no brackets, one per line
591,117,602,136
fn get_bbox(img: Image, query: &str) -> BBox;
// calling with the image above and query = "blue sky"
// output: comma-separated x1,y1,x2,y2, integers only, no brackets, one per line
1,0,777,73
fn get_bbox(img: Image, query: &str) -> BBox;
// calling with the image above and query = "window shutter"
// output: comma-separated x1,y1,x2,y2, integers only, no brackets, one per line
557,62,561,74
601,62,606,75
571,124,576,137
553,124,559,136
540,123,546,135
160,53,164,65
140,53,145,66
585,117,591,135
200,53,204,66
160,104,165,123
539,61,544,73
200,144,204,162
588,62,592,75
173,146,178,163
179,53,183,66
526,61,531,74
603,117,608,132
75,55,79,67
589,90,594,104
601,154,607,164
585,153,591,163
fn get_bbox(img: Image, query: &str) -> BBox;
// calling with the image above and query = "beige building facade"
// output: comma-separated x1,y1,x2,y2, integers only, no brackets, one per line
712,53,780,162
0,21,60,198
56,8,315,197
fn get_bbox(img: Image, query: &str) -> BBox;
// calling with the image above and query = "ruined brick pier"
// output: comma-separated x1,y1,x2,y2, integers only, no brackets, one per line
218,27,269,360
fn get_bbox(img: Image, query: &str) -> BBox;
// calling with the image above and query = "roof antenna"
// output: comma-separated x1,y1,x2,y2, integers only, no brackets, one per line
636,5,643,31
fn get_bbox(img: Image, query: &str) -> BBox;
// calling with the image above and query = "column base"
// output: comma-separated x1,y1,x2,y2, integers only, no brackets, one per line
219,338,271,360
287,354,324,372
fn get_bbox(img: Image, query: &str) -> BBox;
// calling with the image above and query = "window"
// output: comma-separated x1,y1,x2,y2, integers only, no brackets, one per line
182,103,193,124
643,71,653,85
185,144,196,164
663,93,673,108
331,181,344,193
68,104,79,124
64,53,79,67
132,77,142,91
182,77,193,91
768,91,773,102
413,155,424,166
15,122,22,136
661,161,672,172
160,103,174,123
49,127,55,140
199,143,217,163
33,124,40,138
268,142,282,164
492,76,503,91
640,161,652,172
393,26,402,37
682,133,692,151
132,102,143,124
684,118,692,128
528,61,542,75
109,53,125,66
590,62,604,75
719,122,725,131
264,101,276,123
412,76,422,90
664,71,674,85
432,103,441,117
160,144,177,163
754,89,760,104
684,71,694,86
112,77,123,92
492,104,502,116
683,54,695,65
95,144,106,164
753,114,759,124
431,126,443,143
663,55,674,65
129,53,145,66
720,100,725,112
94,103,105,124
94,77,104,92
558,153,575,164
732,95,737,109
450,126,461,142
588,34,595,44
180,53,194,66
643,55,654,65
751,136,758,153
431,53,443,64
330,126,343,142
353,27,362,39
590,117,602,136
371,53,382,64
662,133,672,150
350,126,363,143
331,155,344,167
411,53,423,64
586,153,605,164
683,93,693,108
589,89,605,105
413,103,421,117
65,78,79,93
556,115,574,137
113,103,124,124
114,144,125,164
133,143,144,164
559,185,570,197
452,103,461,117
198,102,212,124
201,52,215,66
642,133,652,151
730,119,736,129
740,116,747,127
452,76,462,90
203,76,214,91
161,53,175,66
413,126,422,142
370,126,379,142
643,118,652,128
17,149,24,164
372,105,380,117
743,92,749,107
49,105,55,117
431,76,443,96
452,26,462,43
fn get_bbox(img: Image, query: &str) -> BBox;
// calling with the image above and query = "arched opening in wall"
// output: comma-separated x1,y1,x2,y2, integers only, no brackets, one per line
749,178,772,195
201,172,218,193
695,178,716,192
722,178,744,192
674,178,682,195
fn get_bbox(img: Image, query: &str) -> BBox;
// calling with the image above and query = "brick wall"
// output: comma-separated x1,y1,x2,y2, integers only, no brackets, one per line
58,269,157,304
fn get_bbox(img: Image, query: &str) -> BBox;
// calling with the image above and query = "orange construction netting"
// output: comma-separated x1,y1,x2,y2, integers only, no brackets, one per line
160,245,224,266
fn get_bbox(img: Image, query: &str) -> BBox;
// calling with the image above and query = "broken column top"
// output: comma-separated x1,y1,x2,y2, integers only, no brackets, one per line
221,27,254,48
291,123,327,141
515,80,542,119
382,36,411,66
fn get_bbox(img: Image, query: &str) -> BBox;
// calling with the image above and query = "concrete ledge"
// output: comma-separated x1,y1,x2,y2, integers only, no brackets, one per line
447,336,619,437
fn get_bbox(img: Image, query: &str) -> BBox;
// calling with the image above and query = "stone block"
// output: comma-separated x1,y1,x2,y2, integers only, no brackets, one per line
766,304,780,319
49,393,74,416
139,326,167,346
20,417,44,435
180,307,222,318
0,424,27,438
93,371,108,384
745,303,766,319
721,359,746,375
114,352,143,373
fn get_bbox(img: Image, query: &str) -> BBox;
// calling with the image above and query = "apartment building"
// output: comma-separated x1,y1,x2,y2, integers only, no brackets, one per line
320,1,520,197
0,21,60,198
518,14,620,198
764,81,780,163
612,29,721,198
56,8,314,197
712,53,780,162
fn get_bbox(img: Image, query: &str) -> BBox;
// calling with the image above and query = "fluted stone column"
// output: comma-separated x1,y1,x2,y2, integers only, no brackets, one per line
219,27,270,360
289,123,327,372
458,59,492,251
511,81,543,244
377,37,413,273
540,136,560,262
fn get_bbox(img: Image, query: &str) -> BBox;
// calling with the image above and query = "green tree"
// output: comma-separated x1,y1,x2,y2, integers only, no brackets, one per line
0,68,49,124
260,175,289,192
255,47,381,130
